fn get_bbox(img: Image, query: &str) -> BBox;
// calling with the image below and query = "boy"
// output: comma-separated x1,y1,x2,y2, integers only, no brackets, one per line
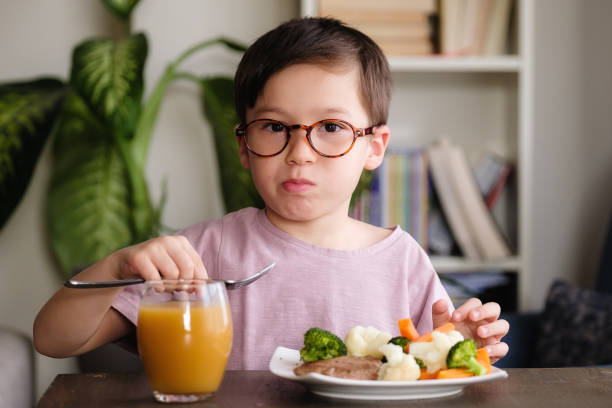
34,18,509,369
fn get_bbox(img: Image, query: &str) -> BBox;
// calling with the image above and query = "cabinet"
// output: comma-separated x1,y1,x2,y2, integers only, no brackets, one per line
301,0,534,311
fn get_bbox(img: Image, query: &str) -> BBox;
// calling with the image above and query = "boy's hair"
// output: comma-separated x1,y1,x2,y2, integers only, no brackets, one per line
234,17,392,126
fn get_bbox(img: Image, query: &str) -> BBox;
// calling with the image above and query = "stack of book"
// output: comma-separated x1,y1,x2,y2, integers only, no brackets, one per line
350,139,512,261
440,0,515,55
318,0,437,56
427,138,511,260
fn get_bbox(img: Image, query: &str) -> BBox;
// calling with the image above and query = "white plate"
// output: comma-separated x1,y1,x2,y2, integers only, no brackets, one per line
268,346,508,400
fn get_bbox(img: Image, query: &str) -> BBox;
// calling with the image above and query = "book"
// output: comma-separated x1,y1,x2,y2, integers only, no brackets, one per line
442,140,511,260
481,0,513,55
439,0,514,56
427,189,456,256
440,0,465,54
460,0,489,55
367,149,430,248
319,9,431,23
369,167,383,227
350,20,432,41
473,152,512,209
319,0,437,13
319,0,437,56
376,39,434,56
427,140,480,259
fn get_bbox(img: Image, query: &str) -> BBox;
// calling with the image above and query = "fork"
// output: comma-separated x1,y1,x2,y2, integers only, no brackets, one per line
64,262,276,290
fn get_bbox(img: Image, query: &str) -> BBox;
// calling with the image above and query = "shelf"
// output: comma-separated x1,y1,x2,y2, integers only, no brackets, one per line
387,55,521,73
431,256,521,273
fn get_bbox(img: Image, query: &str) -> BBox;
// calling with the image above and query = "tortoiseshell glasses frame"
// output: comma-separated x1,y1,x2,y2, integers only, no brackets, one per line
235,118,379,158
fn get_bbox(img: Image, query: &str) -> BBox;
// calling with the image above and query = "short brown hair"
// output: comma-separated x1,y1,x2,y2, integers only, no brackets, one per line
234,17,392,126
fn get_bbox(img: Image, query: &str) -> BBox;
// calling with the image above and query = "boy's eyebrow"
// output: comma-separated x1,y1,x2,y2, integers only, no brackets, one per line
251,106,352,119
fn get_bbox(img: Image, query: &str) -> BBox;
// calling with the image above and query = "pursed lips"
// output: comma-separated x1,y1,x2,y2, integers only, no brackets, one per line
282,178,315,193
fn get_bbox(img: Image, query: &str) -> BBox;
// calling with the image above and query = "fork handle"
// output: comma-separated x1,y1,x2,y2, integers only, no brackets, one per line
64,278,146,288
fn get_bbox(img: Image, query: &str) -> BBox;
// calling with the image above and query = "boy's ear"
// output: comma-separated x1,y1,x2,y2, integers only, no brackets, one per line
364,124,390,170
236,129,250,169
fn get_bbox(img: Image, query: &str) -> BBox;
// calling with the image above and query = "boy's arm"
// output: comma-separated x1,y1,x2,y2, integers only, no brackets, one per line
34,235,207,358
33,252,132,358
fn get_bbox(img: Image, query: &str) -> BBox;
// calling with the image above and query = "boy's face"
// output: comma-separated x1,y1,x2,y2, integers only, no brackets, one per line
238,63,389,222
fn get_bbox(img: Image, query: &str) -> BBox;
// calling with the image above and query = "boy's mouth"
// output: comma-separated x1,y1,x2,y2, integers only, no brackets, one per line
282,178,315,193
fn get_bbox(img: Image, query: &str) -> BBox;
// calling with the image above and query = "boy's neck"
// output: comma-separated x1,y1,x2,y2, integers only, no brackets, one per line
263,206,390,250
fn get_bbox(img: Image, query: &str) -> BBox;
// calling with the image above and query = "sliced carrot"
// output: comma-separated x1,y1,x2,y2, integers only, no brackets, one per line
436,369,474,379
418,368,439,380
413,322,455,343
476,348,493,374
398,318,419,341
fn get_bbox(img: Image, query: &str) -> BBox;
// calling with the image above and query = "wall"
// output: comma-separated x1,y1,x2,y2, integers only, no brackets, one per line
0,0,298,401
530,0,612,309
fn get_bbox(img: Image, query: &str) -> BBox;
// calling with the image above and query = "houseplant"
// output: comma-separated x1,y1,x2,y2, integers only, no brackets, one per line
0,0,261,278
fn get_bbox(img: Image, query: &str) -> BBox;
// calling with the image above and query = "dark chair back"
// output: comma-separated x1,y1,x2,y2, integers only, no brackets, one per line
596,212,612,294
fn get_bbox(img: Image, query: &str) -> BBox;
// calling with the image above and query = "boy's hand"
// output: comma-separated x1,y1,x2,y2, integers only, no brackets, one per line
113,236,207,281
432,298,509,363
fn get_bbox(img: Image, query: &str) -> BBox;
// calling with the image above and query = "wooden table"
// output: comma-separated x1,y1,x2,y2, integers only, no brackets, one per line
38,367,612,407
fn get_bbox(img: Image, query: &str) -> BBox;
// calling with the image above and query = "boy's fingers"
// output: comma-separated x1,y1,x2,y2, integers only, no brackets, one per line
468,302,501,323
165,239,196,280
150,248,180,280
432,299,451,329
179,238,207,280
485,341,509,363
130,254,161,281
477,319,509,339
451,297,482,321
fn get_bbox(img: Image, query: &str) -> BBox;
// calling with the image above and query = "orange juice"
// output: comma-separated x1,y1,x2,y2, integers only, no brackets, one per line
137,300,232,394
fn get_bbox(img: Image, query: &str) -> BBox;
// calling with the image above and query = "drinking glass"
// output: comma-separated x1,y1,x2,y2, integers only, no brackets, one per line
137,280,233,403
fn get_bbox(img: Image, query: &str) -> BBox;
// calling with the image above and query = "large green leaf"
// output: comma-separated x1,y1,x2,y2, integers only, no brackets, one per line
101,0,140,20
200,77,264,212
70,32,156,243
71,33,147,140
0,78,66,229
48,92,133,277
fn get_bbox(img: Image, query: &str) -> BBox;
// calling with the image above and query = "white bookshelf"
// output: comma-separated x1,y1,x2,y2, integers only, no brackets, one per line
301,0,534,311
387,55,521,72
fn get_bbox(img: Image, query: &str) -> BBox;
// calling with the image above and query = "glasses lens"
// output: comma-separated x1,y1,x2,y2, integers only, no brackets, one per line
246,120,287,155
310,120,355,156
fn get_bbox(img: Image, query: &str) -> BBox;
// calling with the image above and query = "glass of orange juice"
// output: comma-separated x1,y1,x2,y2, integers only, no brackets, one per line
137,280,232,403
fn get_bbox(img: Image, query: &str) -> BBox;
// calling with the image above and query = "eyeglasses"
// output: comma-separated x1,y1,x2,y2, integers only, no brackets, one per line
235,119,378,158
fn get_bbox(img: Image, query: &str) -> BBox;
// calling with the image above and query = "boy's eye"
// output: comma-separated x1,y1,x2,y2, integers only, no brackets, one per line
322,122,342,133
262,122,285,133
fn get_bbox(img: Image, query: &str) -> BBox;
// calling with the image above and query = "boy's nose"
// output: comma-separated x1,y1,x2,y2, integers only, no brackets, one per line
284,129,317,165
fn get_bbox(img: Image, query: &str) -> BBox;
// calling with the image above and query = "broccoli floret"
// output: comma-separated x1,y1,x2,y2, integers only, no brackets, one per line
382,337,411,363
299,328,347,363
414,357,426,369
446,339,485,376
388,336,410,348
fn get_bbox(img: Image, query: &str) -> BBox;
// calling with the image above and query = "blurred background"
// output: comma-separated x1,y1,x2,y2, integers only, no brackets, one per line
0,0,611,403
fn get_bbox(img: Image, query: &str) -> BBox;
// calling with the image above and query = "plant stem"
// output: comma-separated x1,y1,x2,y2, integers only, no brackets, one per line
174,37,226,66
127,37,245,237
131,38,231,169
174,71,201,85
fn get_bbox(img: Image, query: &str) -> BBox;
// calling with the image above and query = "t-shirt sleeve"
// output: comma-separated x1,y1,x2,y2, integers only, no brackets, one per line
406,242,454,335
111,284,142,326
414,269,454,335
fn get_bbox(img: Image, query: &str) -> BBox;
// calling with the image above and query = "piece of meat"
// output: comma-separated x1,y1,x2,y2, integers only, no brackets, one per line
293,355,382,380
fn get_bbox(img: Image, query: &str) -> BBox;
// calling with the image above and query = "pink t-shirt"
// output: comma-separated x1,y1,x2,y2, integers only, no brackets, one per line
112,207,452,370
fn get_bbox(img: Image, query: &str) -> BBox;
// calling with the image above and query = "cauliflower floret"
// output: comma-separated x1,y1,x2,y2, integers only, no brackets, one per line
409,330,464,373
344,326,392,358
377,343,420,381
